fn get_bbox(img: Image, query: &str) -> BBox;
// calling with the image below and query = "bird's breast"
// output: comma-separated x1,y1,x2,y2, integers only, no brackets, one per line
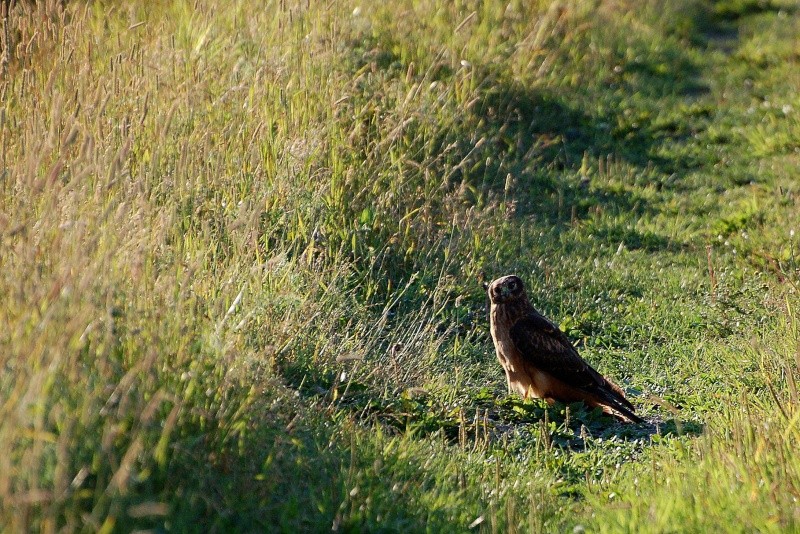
490,305,523,372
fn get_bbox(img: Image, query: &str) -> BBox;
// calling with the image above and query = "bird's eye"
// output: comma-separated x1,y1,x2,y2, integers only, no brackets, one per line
508,281,517,290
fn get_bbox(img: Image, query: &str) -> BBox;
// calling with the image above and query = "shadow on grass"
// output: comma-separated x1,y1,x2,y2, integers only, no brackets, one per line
340,8,717,245
121,383,491,532
707,0,790,23
458,74,710,228
478,393,703,445
320,385,702,452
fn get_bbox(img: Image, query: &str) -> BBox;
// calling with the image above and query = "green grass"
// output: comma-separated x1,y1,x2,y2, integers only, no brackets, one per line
3,0,800,531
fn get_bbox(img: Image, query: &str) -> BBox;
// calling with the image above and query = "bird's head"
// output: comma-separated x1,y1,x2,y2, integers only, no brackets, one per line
486,275,526,304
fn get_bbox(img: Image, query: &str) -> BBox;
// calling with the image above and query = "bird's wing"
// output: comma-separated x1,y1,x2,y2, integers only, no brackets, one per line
509,314,636,414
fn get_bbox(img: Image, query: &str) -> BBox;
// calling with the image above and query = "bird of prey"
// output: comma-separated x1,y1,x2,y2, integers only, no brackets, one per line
486,274,641,423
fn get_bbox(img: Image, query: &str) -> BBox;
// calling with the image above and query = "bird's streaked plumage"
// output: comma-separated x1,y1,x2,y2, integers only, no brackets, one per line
487,274,641,423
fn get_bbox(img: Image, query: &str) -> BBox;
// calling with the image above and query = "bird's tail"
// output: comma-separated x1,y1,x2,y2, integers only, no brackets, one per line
597,389,643,423
606,402,643,424
592,373,643,423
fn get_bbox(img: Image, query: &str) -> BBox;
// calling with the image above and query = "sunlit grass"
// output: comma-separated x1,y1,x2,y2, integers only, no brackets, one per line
2,0,800,531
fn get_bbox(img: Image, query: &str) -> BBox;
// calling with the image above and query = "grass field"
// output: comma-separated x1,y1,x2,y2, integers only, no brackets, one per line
2,0,800,531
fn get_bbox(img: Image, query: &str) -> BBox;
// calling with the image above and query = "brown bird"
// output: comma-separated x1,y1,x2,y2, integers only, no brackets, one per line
486,274,641,423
